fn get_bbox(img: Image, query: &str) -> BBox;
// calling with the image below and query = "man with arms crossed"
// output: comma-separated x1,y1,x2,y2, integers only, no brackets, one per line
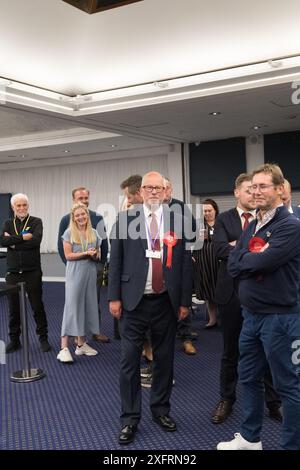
212,174,281,424
218,164,300,450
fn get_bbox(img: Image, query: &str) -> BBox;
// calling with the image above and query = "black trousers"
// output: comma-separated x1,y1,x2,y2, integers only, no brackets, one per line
6,270,48,340
119,292,177,426
218,293,281,408
176,309,193,341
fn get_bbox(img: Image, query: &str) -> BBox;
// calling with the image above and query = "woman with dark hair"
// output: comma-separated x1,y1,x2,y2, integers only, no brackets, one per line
193,198,219,328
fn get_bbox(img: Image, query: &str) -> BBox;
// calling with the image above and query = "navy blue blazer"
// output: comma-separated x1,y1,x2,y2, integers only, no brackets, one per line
292,205,300,220
212,207,243,305
57,209,108,264
108,204,193,314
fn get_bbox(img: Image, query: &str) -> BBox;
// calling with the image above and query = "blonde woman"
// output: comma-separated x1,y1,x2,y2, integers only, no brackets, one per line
57,203,101,363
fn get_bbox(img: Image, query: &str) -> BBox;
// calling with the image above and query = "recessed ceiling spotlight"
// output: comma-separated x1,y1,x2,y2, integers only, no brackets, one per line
209,111,221,116
111,144,118,148
20,154,26,158
153,81,169,89
252,125,261,130
64,150,70,153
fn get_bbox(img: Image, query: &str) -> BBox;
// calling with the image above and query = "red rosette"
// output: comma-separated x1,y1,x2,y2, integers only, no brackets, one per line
249,237,266,253
163,231,178,268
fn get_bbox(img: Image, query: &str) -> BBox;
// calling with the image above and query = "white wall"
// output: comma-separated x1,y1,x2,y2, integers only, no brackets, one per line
0,144,185,277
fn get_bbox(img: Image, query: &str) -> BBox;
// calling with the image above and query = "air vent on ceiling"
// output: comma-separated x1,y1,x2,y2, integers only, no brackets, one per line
62,0,142,14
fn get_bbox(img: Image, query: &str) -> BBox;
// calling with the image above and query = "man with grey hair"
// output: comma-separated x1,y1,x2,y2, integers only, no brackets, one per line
0,193,51,353
109,171,193,444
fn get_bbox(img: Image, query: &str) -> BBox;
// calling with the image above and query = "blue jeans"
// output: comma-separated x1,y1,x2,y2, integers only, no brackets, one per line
239,309,300,450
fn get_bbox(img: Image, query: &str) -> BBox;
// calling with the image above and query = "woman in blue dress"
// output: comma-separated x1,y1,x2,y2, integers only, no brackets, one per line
57,203,101,363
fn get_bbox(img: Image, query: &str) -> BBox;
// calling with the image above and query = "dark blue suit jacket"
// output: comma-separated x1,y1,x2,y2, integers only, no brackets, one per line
57,209,108,264
212,207,243,305
292,205,300,220
108,204,193,314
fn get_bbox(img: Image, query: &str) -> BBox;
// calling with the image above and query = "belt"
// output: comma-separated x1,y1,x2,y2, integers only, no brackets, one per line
143,291,168,299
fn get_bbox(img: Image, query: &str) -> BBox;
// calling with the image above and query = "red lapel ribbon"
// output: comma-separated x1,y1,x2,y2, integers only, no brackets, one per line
163,231,178,268
249,237,266,253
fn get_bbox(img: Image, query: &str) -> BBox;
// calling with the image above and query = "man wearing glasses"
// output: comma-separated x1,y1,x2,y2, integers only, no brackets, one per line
212,173,281,424
108,171,193,445
217,163,300,450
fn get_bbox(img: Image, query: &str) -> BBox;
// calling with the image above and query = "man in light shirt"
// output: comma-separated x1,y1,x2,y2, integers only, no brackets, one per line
108,171,193,445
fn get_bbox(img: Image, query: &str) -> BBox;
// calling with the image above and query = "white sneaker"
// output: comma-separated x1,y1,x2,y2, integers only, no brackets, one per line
192,295,205,305
57,347,74,363
217,433,262,450
75,342,98,356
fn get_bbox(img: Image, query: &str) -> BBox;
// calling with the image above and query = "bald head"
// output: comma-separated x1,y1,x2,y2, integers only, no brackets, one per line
141,171,166,209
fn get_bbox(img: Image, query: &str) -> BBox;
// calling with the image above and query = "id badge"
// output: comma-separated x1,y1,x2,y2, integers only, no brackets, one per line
146,249,161,259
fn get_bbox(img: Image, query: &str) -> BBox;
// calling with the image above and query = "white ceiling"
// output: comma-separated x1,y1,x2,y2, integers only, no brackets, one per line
1,0,300,94
1,0,300,167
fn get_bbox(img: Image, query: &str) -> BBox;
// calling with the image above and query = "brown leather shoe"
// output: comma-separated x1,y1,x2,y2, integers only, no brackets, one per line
93,333,110,343
211,400,233,424
182,340,197,355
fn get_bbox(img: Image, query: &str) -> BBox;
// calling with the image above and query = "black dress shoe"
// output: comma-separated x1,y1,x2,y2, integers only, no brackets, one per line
268,406,283,422
119,425,137,445
6,340,21,353
211,400,233,424
153,415,177,432
40,338,52,352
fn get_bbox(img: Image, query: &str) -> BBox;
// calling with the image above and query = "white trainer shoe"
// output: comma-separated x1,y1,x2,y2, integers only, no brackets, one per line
57,347,74,363
217,433,262,450
75,342,98,356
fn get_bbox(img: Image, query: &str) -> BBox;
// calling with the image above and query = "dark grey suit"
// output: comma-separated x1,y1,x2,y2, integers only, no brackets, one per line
108,204,193,425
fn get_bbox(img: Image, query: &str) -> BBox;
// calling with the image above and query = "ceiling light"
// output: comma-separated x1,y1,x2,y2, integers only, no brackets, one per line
64,150,70,153
111,144,118,148
252,125,261,130
2,55,300,116
268,59,282,68
153,81,169,89
209,111,221,116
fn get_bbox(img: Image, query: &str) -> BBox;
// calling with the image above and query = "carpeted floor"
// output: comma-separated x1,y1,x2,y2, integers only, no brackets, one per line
0,283,281,450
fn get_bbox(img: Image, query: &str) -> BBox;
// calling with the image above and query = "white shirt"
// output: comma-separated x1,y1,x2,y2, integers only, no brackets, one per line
236,206,256,228
143,204,165,294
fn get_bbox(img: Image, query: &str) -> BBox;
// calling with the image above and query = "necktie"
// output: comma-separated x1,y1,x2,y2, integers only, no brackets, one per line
242,212,251,230
150,213,163,293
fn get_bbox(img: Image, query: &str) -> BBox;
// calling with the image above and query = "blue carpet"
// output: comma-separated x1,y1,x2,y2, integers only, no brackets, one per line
0,283,281,450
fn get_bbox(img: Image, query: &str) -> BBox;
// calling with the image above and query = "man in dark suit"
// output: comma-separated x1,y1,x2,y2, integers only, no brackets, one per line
57,186,109,343
164,176,197,355
282,179,300,219
108,171,193,445
212,173,281,424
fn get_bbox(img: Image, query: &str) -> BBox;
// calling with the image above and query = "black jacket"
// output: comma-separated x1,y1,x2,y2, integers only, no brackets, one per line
0,215,43,272
212,208,242,304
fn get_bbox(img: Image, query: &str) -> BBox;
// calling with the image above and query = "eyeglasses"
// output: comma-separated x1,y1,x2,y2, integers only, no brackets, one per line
249,184,275,192
142,185,165,193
